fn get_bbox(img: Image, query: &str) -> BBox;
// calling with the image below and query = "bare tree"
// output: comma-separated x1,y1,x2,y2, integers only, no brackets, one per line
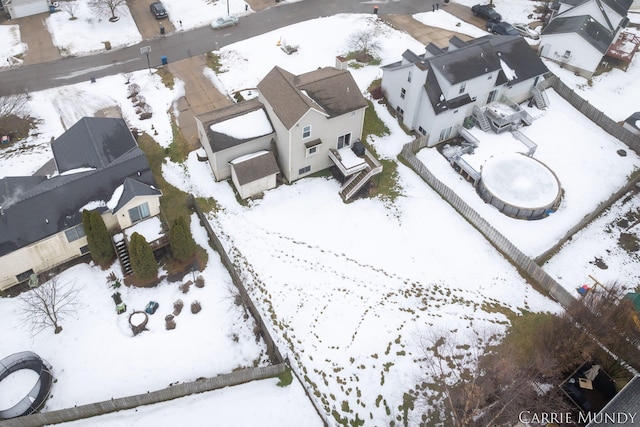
0,92,29,118
88,0,127,22
347,29,381,62
60,0,80,19
19,277,79,335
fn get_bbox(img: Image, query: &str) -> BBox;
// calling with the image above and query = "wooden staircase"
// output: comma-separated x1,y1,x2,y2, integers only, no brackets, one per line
531,85,549,110
472,105,491,132
339,149,383,202
113,235,133,276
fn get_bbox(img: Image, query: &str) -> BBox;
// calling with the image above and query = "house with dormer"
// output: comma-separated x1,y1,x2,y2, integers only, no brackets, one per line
540,0,637,78
197,66,382,201
381,35,549,147
0,117,162,291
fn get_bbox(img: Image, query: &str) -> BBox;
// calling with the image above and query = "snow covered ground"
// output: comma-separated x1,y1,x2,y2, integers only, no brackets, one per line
0,25,27,67
2,1,640,425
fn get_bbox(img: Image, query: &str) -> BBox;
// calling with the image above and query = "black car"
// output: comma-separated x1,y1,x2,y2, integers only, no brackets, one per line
471,4,502,21
487,20,519,36
150,1,168,19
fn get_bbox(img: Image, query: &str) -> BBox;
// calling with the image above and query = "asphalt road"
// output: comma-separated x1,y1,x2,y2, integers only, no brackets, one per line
0,0,435,96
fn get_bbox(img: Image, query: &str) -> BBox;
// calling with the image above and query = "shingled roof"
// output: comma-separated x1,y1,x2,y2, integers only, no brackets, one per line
51,117,138,174
542,15,616,53
230,151,280,186
0,118,157,257
257,66,368,130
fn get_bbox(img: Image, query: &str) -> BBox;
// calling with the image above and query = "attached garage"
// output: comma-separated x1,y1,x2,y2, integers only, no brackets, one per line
3,0,50,19
230,151,280,199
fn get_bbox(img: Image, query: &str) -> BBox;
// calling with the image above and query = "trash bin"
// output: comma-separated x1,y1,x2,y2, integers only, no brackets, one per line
160,26,165,35
161,56,168,65
49,5,56,12
373,5,378,14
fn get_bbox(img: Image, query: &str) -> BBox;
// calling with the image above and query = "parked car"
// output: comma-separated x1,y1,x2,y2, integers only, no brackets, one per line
145,301,159,314
487,20,519,36
471,4,502,21
512,23,540,40
211,15,238,29
149,2,168,19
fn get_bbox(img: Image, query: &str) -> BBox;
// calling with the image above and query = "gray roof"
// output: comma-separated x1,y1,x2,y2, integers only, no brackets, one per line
257,66,368,129
197,98,274,153
558,0,632,15
542,15,616,53
113,177,162,213
586,376,640,426
0,118,156,257
624,112,640,130
51,117,138,173
390,35,548,115
428,38,501,85
231,151,280,186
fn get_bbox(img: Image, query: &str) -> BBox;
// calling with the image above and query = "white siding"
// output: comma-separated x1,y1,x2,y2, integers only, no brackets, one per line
114,195,161,230
231,170,277,199
540,33,603,77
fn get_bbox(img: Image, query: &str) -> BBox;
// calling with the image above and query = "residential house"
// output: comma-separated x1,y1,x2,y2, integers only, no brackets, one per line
381,35,549,147
540,0,636,78
2,0,51,19
0,117,162,291
198,66,382,201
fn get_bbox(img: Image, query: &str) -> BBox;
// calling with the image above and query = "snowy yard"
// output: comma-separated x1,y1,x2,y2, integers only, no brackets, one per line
1,1,640,425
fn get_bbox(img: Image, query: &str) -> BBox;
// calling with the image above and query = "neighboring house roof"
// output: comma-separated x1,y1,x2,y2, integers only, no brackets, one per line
112,177,162,213
257,66,368,129
542,15,616,53
197,98,274,153
0,118,157,258
428,39,501,85
586,376,640,426
624,111,640,130
387,35,548,115
230,151,280,186
600,0,633,16
52,117,138,174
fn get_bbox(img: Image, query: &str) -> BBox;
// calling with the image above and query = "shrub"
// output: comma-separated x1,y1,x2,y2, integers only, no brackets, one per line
195,275,205,288
165,314,176,330
277,367,293,387
191,300,202,314
179,281,191,294
173,299,184,316
169,216,196,262
82,209,115,266
129,232,158,281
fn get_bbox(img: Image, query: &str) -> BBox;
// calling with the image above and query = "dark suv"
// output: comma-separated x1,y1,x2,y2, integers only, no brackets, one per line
487,20,519,36
471,4,502,21
150,2,168,19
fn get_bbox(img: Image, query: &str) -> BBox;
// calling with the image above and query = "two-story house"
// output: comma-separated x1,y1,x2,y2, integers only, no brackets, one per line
0,117,162,291
381,35,549,147
197,66,382,201
540,0,637,78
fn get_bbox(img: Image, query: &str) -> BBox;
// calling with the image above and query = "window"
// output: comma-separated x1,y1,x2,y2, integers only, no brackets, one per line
80,245,90,254
396,106,404,117
337,133,351,149
299,165,311,175
302,125,311,139
418,126,426,136
65,224,86,242
439,127,453,141
459,82,466,94
307,146,317,157
563,50,571,58
487,74,492,80
400,88,406,99
407,71,412,82
128,202,150,224
16,269,35,283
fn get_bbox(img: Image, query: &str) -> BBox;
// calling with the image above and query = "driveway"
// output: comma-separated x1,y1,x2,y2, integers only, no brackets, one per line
1,12,61,65
126,0,176,40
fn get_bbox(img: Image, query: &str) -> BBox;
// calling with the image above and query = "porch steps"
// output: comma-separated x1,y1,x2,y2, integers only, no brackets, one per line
531,85,549,110
339,149,383,202
114,237,133,276
472,105,491,132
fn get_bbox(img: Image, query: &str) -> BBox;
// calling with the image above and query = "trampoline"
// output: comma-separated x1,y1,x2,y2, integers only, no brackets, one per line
0,351,53,420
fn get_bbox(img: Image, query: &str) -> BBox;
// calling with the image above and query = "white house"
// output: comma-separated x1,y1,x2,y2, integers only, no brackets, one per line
198,66,382,201
381,35,549,147
2,0,51,19
540,0,636,78
0,117,162,291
